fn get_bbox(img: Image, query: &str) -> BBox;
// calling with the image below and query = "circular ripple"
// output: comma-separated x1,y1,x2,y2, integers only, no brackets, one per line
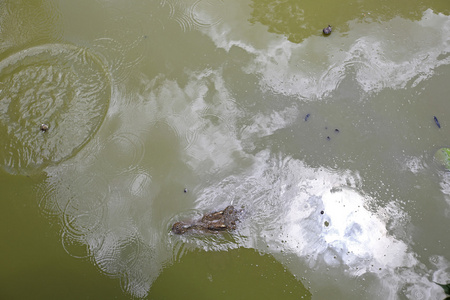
61,230,90,259
164,0,224,32
0,44,110,175
100,132,145,172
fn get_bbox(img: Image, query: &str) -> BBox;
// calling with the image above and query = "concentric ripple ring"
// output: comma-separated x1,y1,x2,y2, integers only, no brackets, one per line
0,44,111,175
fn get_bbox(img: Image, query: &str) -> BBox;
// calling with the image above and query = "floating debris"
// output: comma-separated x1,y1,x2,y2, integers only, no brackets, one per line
434,116,441,128
323,25,332,35
40,124,49,132
304,113,311,121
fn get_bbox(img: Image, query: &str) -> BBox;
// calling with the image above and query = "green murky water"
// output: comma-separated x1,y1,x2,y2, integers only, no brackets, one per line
1,0,450,299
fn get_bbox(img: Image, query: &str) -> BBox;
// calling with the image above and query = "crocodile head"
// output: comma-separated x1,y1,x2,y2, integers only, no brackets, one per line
171,222,192,234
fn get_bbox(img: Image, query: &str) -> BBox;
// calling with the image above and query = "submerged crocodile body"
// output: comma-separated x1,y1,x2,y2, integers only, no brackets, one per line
172,205,240,234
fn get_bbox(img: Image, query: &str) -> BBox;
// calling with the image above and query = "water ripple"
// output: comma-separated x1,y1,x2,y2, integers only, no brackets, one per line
61,230,91,259
129,169,152,197
63,205,106,238
99,132,146,172
94,36,146,85
94,228,141,276
162,0,224,32
0,1,63,56
0,44,110,175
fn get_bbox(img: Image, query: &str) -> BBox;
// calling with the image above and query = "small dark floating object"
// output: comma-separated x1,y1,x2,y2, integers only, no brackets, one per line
183,188,187,193
326,136,330,141
40,124,49,132
304,113,310,121
335,129,339,133
323,25,332,35
320,210,324,215
434,116,441,128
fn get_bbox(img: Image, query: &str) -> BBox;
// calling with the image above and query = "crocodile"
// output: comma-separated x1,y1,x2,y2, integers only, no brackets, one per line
172,205,240,234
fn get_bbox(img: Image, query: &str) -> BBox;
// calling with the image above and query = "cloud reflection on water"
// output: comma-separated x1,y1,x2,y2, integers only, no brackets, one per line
39,67,448,297
204,8,450,99
35,6,450,300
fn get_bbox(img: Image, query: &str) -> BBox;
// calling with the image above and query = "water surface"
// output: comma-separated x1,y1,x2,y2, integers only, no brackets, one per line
1,0,450,299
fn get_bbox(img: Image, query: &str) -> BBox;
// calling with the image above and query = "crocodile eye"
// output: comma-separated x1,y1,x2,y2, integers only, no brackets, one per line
172,222,188,234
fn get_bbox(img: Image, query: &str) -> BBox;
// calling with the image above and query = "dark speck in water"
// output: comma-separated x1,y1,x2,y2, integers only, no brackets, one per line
304,113,310,121
434,116,441,128
40,124,49,132
323,25,332,35
335,129,339,133
326,136,330,141
320,210,324,214
184,188,187,193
